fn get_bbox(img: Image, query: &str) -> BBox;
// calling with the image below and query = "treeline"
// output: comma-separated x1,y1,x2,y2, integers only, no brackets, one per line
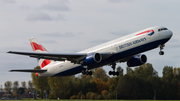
31,63,180,100
1,80,35,98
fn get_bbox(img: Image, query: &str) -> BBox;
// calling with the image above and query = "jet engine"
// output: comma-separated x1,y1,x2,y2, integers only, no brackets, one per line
81,53,102,65
127,54,147,67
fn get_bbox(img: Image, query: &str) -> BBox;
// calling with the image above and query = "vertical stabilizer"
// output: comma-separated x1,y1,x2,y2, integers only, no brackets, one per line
29,37,51,69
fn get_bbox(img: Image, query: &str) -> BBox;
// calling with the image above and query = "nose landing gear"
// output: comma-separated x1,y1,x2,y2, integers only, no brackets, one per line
159,44,165,55
108,62,119,76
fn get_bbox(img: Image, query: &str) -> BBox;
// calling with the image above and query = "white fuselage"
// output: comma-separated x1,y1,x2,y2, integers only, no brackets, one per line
39,26,173,77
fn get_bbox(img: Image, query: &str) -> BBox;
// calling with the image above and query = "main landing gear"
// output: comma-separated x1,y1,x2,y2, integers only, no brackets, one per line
159,44,165,55
82,66,92,76
109,62,119,76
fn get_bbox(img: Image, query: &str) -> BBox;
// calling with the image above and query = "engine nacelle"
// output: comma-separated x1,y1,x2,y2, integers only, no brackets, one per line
81,53,102,65
127,54,147,67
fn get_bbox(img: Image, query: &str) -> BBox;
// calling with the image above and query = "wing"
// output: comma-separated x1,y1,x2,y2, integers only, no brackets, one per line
7,51,87,62
9,69,47,73
7,51,114,63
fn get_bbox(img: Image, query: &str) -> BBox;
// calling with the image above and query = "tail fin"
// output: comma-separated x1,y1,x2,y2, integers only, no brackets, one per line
29,37,51,69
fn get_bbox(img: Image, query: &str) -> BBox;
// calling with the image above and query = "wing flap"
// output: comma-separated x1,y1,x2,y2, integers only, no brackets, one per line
9,69,47,73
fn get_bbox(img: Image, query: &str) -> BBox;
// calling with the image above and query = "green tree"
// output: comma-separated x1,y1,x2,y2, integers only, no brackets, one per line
126,67,134,75
91,78,108,94
82,80,97,95
117,63,159,99
163,66,174,81
106,77,117,92
134,63,158,79
48,76,72,99
31,66,50,99
94,68,109,81
101,90,108,99
117,66,123,77
161,66,178,99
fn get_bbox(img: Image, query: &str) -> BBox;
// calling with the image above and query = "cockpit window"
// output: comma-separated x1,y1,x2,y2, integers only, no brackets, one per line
158,28,168,31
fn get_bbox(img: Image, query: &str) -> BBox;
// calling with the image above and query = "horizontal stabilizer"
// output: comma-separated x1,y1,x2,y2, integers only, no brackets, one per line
9,69,47,73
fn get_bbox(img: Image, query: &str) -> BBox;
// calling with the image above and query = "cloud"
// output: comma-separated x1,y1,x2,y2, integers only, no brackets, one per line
25,12,51,21
41,40,58,44
25,12,64,22
1,0,16,4
53,14,65,21
167,38,180,48
41,32,75,37
109,30,129,36
39,0,70,12
19,5,31,10
90,39,109,44
108,0,131,3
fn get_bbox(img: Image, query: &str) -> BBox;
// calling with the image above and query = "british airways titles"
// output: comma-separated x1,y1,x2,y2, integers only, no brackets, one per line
119,37,147,50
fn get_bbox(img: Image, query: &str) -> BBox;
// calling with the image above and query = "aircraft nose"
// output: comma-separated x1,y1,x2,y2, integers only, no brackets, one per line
167,30,173,38
160,30,173,39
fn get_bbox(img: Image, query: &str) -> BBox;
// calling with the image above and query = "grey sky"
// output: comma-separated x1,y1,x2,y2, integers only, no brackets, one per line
0,0,180,87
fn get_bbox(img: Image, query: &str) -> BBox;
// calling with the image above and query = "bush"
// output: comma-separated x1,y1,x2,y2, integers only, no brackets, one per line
106,93,113,99
101,90,109,99
95,94,103,100
70,95,78,99
86,92,93,99
89,93,97,99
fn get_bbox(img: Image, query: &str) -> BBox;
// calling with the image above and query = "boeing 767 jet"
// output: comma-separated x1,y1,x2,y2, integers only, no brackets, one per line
8,26,173,77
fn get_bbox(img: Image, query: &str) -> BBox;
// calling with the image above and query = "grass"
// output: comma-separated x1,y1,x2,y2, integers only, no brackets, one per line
2,99,180,101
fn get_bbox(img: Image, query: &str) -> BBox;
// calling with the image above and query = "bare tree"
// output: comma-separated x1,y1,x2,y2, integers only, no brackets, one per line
21,81,27,91
13,81,19,92
0,85,3,91
4,81,12,93
28,80,34,92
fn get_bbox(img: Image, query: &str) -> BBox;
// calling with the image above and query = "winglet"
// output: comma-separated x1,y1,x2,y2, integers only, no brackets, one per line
7,51,12,53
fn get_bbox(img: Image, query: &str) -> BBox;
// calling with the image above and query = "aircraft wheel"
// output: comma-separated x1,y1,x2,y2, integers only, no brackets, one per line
86,71,89,75
113,71,116,76
89,71,92,75
109,71,112,75
159,51,164,55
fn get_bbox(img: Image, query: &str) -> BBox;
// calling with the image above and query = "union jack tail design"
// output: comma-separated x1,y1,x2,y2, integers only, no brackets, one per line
29,37,51,69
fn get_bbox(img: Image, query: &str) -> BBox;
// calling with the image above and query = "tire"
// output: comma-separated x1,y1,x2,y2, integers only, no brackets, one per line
109,71,112,75
159,51,164,55
113,71,116,76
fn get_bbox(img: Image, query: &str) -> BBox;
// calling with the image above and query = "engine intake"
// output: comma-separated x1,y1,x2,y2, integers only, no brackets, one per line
127,54,147,67
81,53,102,65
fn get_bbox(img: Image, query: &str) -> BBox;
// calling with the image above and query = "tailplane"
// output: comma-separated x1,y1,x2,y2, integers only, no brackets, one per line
29,37,51,69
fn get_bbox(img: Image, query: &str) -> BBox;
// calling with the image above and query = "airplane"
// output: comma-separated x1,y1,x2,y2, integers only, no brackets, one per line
8,26,173,77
